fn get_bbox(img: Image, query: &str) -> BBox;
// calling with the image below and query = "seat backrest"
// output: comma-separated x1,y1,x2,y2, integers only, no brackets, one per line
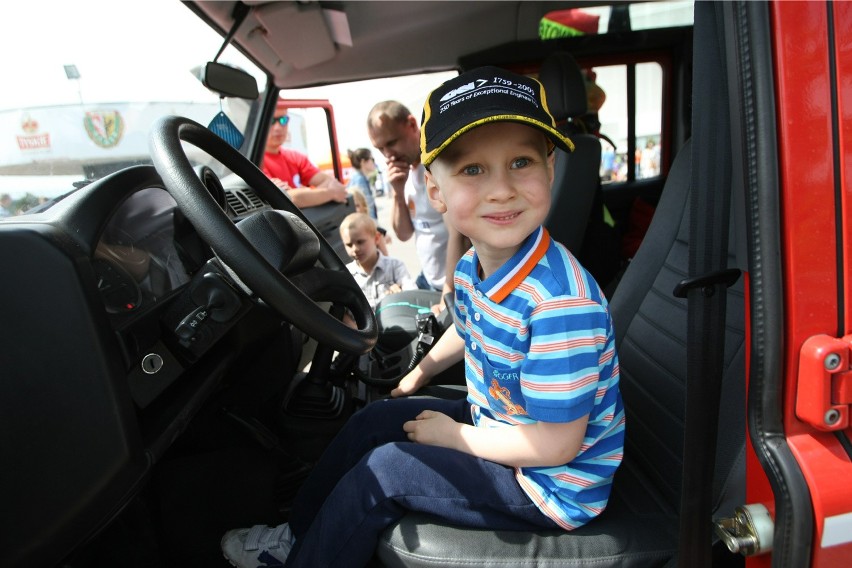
375,140,746,568
608,139,746,519
539,52,602,256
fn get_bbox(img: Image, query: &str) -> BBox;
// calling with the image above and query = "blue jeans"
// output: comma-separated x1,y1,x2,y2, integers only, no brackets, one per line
284,397,558,567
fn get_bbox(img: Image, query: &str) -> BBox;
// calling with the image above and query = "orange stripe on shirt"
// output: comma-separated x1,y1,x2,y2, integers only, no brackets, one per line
491,229,551,303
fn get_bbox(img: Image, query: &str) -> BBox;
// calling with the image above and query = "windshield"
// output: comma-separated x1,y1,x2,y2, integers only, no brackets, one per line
0,0,265,215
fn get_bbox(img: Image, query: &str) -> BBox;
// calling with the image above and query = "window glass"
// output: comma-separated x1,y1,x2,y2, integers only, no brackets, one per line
629,1,694,30
635,63,663,179
588,62,663,183
539,1,693,38
0,0,265,214
282,108,335,178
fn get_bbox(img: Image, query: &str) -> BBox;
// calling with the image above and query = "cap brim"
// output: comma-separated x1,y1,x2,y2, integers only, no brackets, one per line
422,113,574,166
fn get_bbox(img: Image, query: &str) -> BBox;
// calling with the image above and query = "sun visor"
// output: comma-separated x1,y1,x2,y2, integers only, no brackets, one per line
254,2,336,70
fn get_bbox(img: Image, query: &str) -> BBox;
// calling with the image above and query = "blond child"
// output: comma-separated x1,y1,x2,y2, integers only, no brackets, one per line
350,188,391,256
339,212,414,308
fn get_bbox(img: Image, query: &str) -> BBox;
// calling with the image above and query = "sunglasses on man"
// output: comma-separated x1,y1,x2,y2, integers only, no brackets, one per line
270,115,290,127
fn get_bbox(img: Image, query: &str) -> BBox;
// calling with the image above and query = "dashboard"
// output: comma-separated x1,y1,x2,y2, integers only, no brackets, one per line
94,188,192,313
91,167,270,316
0,132,356,567
0,161,298,567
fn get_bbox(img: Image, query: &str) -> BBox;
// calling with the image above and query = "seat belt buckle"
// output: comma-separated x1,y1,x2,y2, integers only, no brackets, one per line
673,268,741,298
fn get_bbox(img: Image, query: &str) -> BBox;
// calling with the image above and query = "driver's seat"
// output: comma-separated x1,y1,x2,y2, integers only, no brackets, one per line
375,138,746,567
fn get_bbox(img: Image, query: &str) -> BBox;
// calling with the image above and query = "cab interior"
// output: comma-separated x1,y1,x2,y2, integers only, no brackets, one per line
0,2,778,567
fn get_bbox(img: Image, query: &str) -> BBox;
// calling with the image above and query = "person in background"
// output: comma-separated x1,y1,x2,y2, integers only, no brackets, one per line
639,138,661,179
350,189,391,257
0,194,13,217
346,148,378,219
339,212,415,309
367,100,468,299
262,104,349,209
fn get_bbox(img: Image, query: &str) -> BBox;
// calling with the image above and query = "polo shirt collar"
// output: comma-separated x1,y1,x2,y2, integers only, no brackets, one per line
472,226,551,303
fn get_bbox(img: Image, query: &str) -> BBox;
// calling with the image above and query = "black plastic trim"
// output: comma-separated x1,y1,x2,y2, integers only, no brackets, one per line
728,2,814,566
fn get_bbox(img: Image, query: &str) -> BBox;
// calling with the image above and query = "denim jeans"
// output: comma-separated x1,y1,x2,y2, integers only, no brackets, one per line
284,397,558,567
415,271,441,292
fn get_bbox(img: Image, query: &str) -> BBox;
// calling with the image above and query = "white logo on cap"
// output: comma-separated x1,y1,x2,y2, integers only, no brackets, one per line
440,79,488,103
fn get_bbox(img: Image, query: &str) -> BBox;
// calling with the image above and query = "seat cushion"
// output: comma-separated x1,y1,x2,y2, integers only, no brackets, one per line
376,462,677,568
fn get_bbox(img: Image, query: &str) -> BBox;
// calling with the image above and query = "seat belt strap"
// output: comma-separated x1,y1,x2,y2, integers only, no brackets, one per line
675,3,738,566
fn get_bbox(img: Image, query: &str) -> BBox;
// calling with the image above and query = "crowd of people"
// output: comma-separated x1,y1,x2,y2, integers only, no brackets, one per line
0,192,48,216
262,99,462,312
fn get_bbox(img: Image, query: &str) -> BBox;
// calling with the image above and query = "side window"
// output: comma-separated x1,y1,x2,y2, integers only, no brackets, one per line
282,107,336,179
585,61,664,184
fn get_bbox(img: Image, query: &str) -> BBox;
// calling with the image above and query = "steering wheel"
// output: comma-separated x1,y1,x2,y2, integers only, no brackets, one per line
148,115,377,355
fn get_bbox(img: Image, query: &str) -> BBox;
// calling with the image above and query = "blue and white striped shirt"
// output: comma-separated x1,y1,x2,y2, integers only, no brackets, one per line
454,226,625,530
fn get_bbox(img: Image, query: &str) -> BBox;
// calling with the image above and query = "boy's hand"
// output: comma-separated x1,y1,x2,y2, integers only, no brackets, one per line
403,410,461,447
390,368,429,398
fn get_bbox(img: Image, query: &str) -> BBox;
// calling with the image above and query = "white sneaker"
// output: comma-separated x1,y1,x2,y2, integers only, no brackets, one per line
221,523,294,568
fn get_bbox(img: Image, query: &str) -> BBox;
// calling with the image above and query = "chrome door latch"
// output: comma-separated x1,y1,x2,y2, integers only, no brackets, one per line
713,503,774,556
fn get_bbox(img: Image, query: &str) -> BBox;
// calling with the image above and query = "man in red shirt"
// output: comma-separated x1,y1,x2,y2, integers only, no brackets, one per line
262,106,348,209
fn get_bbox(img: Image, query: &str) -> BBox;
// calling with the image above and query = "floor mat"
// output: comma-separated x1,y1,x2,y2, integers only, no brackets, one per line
154,447,289,567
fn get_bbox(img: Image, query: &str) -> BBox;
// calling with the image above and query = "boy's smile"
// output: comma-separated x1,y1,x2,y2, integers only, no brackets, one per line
425,122,554,276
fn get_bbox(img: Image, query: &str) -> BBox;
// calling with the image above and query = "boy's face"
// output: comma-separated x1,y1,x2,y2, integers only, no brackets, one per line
340,224,380,265
425,122,554,263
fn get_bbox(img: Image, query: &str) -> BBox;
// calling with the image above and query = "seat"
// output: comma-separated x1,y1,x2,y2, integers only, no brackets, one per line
375,139,746,567
539,52,602,257
539,52,621,288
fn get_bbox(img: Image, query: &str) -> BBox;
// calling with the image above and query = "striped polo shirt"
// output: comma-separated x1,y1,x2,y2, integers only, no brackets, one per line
454,226,625,530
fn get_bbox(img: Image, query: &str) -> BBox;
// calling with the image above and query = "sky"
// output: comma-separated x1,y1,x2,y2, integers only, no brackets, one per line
1,0,454,170
278,71,456,160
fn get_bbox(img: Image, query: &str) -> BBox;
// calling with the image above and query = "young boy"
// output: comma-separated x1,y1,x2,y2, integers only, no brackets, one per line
349,189,392,256
221,66,624,568
340,211,415,308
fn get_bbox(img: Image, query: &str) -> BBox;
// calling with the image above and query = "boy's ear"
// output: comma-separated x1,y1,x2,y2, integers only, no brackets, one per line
546,150,556,188
425,171,447,213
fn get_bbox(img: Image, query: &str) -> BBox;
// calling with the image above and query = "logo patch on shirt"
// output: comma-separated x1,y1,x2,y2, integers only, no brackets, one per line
491,369,520,382
488,379,526,415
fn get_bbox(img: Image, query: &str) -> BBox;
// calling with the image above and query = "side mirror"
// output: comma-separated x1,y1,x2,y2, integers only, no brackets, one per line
200,62,259,99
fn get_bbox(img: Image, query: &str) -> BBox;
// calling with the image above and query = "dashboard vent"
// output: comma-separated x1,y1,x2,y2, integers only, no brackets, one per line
225,187,266,216
243,187,265,209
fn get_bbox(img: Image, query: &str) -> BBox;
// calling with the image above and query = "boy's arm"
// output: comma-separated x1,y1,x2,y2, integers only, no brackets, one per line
390,328,465,397
433,222,469,314
405,412,589,468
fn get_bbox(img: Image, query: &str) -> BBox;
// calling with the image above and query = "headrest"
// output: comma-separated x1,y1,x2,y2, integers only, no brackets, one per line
538,52,588,122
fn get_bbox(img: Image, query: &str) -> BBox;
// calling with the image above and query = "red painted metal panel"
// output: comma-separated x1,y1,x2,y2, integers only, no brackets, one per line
769,2,852,566
838,0,852,344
